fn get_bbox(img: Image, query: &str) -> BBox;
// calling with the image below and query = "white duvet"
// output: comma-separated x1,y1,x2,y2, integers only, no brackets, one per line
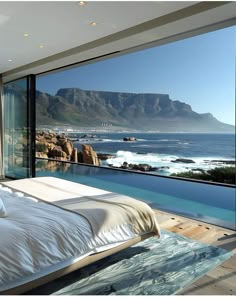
0,185,137,292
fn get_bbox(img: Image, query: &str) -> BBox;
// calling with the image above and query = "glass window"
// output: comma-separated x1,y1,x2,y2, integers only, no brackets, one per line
36,26,235,185
3,78,30,178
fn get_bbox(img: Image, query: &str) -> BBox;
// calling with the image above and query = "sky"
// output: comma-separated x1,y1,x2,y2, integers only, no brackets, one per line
37,25,236,126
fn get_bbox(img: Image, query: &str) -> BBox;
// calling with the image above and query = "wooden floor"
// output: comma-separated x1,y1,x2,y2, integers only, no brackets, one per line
154,209,236,295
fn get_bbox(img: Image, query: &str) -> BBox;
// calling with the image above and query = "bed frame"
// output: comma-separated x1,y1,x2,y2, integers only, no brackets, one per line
1,232,154,295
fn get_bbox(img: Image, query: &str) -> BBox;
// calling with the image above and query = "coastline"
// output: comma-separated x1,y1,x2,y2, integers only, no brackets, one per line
74,132,235,179
35,130,235,184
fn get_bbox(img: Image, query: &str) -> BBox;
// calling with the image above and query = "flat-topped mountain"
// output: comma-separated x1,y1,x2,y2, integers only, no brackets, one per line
36,87,234,132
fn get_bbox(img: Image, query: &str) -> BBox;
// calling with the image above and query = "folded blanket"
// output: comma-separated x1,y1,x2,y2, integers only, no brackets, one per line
2,177,160,237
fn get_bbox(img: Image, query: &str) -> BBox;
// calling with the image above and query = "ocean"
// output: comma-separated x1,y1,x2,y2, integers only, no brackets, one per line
73,133,235,176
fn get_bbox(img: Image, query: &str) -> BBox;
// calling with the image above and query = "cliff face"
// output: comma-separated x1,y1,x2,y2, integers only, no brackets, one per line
36,88,234,132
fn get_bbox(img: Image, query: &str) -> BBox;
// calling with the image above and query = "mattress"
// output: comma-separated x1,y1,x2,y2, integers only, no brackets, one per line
0,177,160,293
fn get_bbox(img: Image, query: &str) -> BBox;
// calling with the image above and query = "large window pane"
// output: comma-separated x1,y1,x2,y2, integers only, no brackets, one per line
3,78,30,178
36,26,235,185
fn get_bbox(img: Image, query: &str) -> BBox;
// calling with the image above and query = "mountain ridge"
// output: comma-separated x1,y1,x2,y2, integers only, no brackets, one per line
36,87,234,133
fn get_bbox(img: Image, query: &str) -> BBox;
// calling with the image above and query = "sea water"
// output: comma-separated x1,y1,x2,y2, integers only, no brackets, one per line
73,133,235,175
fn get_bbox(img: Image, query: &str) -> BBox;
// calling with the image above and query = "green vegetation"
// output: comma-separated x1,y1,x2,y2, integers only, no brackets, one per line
171,166,236,185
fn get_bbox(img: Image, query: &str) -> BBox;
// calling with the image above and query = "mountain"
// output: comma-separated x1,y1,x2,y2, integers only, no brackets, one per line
36,88,235,133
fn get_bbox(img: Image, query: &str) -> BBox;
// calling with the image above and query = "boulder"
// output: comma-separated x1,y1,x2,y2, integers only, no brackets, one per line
80,134,96,139
57,138,67,147
35,132,76,160
35,132,103,166
131,163,157,172
45,142,56,151
82,144,101,166
118,162,157,172
50,146,67,159
44,134,54,141
123,137,137,141
71,148,78,163
62,141,73,156
50,137,58,144
205,160,236,165
171,158,195,164
35,141,49,153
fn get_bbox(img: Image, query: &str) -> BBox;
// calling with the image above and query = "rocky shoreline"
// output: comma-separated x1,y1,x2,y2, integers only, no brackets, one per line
106,156,235,173
36,131,101,166
108,162,159,172
36,132,235,174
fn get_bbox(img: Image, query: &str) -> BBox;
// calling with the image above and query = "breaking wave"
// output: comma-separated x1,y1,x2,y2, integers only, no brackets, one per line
105,151,234,175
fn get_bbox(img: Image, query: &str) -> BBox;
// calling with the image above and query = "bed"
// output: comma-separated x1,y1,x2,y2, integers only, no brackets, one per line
0,177,160,295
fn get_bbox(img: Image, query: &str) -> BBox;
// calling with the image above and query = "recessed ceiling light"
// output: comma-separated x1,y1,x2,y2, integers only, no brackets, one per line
23,32,29,37
78,1,86,6
39,44,44,48
8,59,12,62
90,22,97,26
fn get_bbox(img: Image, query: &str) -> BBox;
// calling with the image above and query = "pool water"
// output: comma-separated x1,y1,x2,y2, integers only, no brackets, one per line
36,161,236,230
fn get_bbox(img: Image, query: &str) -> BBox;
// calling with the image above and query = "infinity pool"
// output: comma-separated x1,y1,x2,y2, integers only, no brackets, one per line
36,160,236,230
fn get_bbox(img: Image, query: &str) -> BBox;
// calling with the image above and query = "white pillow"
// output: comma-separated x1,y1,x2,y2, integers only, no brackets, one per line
0,198,7,217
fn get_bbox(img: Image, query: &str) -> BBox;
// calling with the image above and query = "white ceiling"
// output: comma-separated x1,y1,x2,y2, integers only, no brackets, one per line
1,1,236,82
0,1,196,73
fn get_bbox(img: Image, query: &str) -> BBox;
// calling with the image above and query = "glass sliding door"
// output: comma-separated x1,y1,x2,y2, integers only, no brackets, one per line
3,76,35,178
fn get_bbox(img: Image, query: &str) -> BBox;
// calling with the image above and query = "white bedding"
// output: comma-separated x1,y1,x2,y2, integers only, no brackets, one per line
0,185,138,292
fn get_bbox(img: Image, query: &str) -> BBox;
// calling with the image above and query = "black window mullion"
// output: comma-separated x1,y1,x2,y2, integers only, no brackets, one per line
27,75,36,178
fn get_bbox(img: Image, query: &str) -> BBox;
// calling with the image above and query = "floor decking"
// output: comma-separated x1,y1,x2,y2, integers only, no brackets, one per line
154,209,236,295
